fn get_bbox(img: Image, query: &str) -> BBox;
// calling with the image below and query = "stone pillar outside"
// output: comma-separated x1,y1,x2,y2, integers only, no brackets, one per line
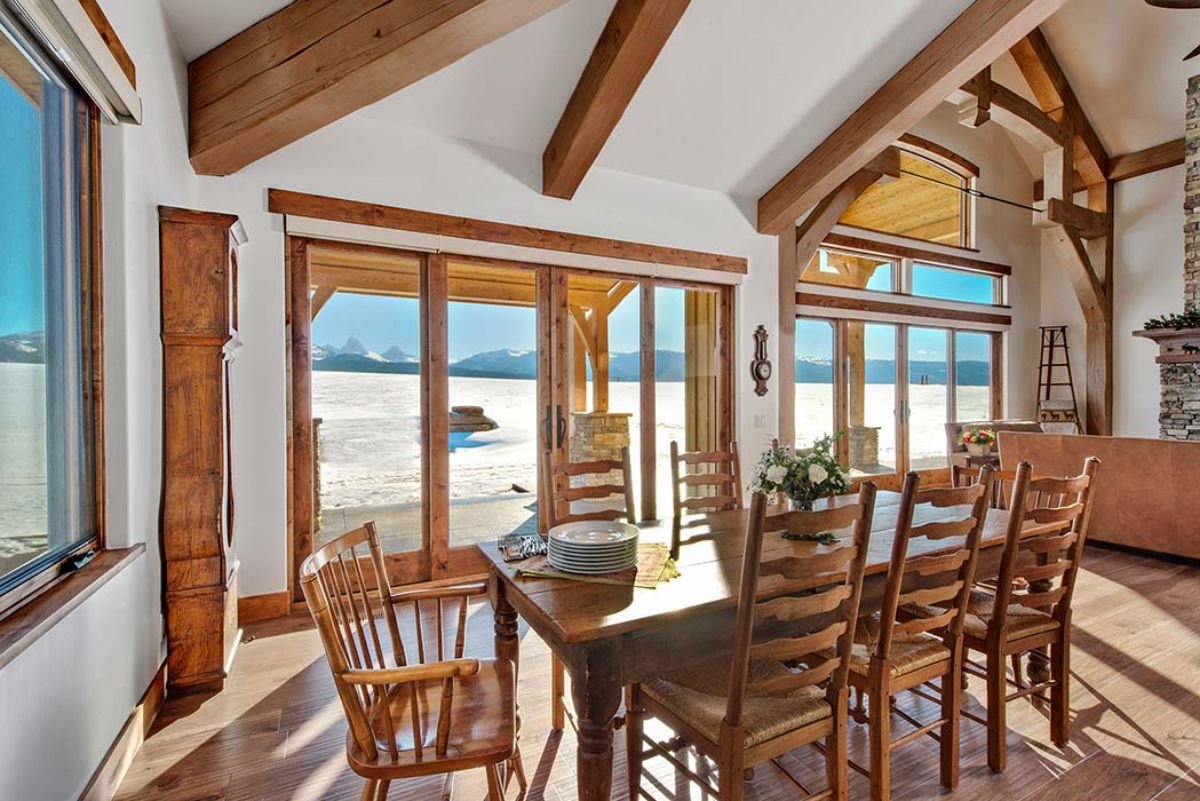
570,412,631,487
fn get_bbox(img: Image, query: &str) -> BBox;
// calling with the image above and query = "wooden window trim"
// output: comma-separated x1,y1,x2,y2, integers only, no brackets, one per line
0,545,142,670
824,230,1011,276
1,96,106,620
267,189,747,275
796,292,1011,327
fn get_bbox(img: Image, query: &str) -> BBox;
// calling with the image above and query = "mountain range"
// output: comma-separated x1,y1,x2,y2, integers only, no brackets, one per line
0,331,44,364
312,339,988,385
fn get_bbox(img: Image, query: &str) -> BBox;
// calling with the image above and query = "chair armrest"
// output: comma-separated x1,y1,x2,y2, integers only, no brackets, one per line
340,658,481,686
388,581,488,605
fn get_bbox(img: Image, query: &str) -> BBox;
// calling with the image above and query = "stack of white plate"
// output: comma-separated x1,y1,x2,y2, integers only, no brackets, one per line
547,521,639,574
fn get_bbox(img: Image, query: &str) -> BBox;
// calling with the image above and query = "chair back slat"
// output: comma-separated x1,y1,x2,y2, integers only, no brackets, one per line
543,447,636,528
747,656,839,695
671,440,743,514
763,503,864,537
878,469,992,661
748,620,848,663
909,517,978,541
760,546,858,582
952,465,1021,509
989,458,1100,631
300,523,486,761
722,485,876,734
680,494,739,511
669,440,743,556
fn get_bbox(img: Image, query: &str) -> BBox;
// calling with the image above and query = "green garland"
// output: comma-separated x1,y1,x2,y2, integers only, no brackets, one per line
1144,309,1200,331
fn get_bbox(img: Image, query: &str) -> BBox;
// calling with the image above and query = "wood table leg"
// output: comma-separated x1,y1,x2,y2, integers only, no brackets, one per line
571,643,623,801
1026,571,1054,690
489,570,520,672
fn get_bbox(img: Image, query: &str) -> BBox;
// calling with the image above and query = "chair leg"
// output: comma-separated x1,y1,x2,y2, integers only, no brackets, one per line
625,685,645,800
987,646,1008,773
373,780,390,801
359,779,379,801
718,729,746,801
1011,653,1026,689
940,661,961,790
1050,639,1070,747
868,689,891,801
826,693,849,801
551,654,566,731
508,745,528,793
485,762,505,801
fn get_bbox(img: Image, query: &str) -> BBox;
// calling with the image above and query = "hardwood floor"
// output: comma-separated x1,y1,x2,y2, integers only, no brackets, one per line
114,546,1200,801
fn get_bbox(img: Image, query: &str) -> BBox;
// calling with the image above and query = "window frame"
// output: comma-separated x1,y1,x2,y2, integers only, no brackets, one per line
0,10,105,619
795,315,1001,477
837,136,979,250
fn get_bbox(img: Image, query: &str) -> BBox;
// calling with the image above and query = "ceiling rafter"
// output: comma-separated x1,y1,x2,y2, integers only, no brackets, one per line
1009,28,1109,186
188,0,568,176
542,0,691,199
755,0,1069,235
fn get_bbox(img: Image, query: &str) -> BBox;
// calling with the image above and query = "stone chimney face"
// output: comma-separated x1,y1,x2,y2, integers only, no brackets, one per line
1158,75,1200,440
1187,75,1200,313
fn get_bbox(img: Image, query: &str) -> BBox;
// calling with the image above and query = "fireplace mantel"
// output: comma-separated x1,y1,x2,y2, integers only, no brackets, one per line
1133,327,1200,364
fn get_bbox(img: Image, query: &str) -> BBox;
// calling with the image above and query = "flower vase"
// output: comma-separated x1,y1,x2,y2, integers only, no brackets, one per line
790,497,815,512
966,442,992,457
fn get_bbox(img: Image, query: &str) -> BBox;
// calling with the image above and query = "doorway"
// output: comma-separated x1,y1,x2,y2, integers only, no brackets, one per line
288,239,734,595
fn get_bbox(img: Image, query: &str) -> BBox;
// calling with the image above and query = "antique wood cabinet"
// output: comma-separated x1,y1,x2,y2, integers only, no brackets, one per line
159,206,246,694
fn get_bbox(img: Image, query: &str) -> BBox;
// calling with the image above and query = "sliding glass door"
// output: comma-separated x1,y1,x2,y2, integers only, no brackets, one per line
795,315,998,477
293,240,733,591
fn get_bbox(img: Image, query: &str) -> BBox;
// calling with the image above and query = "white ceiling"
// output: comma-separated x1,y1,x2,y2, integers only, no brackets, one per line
161,0,1200,196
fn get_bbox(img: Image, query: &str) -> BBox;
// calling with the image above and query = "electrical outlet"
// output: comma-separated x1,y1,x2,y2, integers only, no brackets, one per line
753,414,766,430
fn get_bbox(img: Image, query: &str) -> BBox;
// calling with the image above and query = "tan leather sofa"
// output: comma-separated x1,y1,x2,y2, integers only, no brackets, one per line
944,420,1043,469
1000,431,1200,560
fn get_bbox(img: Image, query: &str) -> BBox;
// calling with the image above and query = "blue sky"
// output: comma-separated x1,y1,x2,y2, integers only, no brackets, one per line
313,283,677,360
1,77,45,337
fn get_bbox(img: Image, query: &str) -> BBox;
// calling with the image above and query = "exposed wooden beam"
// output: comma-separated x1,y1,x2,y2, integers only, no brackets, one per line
1032,198,1108,240
542,0,691,199
189,0,568,175
777,150,900,446
310,286,337,320
1107,138,1186,182
755,0,1068,235
951,78,1065,151
1009,28,1108,185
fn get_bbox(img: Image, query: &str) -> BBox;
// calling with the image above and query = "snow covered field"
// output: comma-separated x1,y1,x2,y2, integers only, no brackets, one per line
0,363,48,570
312,372,988,514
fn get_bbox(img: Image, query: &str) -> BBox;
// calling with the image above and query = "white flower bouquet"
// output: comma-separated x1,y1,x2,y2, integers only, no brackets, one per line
750,435,850,511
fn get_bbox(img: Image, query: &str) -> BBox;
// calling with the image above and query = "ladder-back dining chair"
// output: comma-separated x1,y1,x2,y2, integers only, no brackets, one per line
626,484,878,801
300,522,523,801
848,468,993,801
541,446,637,730
954,457,1099,771
669,440,743,558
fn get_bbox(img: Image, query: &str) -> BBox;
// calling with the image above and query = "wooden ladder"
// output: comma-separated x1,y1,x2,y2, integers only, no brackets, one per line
1036,326,1081,434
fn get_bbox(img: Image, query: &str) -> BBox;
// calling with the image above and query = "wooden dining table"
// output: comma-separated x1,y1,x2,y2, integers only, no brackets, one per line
478,491,1016,801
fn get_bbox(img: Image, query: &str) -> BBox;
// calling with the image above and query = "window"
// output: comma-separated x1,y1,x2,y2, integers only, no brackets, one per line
839,145,975,248
912,262,997,305
0,10,99,607
801,249,893,292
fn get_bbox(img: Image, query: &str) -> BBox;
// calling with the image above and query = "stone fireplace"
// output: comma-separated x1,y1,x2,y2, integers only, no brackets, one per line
1134,75,1200,441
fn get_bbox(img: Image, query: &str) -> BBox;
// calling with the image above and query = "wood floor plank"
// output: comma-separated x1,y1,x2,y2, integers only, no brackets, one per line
113,547,1200,801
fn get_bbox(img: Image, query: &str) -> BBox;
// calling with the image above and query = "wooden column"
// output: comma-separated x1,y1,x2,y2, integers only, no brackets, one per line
593,305,610,412
684,290,717,452
778,232,798,446
846,322,866,428
572,326,588,411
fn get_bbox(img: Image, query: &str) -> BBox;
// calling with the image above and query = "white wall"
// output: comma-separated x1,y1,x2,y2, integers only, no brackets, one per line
1040,166,1184,437
1114,167,1184,436
193,100,1041,597
0,0,196,798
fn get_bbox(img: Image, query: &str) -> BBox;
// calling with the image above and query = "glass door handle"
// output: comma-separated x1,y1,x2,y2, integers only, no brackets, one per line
556,404,567,448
